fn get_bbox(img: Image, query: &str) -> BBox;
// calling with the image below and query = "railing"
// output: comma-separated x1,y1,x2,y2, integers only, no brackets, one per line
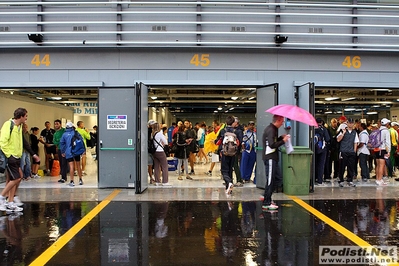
0,1,399,51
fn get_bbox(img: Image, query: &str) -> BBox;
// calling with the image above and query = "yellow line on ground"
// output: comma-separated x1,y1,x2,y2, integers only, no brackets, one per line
29,189,121,266
289,196,370,246
289,196,399,266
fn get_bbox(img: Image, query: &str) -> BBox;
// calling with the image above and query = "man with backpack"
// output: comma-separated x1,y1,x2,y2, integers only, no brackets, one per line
216,116,242,195
373,118,391,186
357,123,370,182
314,118,330,186
261,115,290,210
337,118,358,187
60,122,85,187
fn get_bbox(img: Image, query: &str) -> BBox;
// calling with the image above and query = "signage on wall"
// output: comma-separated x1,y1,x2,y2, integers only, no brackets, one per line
66,102,97,116
107,115,127,130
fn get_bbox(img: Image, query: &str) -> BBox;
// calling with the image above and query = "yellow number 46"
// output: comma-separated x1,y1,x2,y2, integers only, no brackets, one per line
190,54,210,67
342,56,361,69
31,54,51,67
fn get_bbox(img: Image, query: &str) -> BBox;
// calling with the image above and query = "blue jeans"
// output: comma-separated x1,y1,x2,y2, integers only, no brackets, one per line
358,153,370,180
20,151,31,178
240,150,256,181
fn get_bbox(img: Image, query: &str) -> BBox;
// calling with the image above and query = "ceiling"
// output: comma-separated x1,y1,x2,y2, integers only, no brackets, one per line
1,86,398,115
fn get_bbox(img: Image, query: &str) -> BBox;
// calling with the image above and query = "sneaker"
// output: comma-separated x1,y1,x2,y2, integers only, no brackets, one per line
7,203,23,212
395,178,399,182
226,183,233,195
262,203,279,210
13,196,23,207
155,183,162,186
0,197,6,211
186,176,193,180
348,182,356,187
362,179,370,183
383,176,389,182
79,179,83,185
375,180,388,186
46,169,51,176
32,174,40,179
82,171,87,176
235,182,243,187
58,179,65,183
189,171,195,175
162,183,172,187
177,176,183,180
339,182,344,187
7,212,23,221
205,171,212,176
69,181,75,187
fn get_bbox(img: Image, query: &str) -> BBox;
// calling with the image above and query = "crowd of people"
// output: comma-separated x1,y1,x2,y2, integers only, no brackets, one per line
147,117,258,191
0,107,98,213
314,115,399,187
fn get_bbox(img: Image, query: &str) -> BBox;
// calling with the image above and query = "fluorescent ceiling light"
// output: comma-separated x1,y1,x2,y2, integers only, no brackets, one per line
372,105,380,107
218,107,222,110
367,111,378,115
50,96,62,100
231,96,238,100
248,97,255,100
324,111,332,114
371,89,392,92
229,107,235,110
344,108,355,111
150,96,157,100
36,97,43,100
325,97,340,101
342,97,356,101
214,110,218,113
336,111,342,114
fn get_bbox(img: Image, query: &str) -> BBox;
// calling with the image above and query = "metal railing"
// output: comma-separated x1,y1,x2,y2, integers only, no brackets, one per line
0,1,398,51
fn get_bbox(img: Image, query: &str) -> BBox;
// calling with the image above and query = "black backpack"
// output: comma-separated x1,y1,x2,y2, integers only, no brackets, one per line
148,132,158,154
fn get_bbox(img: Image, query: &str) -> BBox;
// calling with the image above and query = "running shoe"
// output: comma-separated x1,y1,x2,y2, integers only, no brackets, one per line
262,203,279,210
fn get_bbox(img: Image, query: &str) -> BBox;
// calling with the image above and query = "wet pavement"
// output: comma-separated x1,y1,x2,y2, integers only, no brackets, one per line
0,198,398,266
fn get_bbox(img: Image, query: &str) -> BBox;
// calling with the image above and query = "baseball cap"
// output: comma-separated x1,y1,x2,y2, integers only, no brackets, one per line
147,120,156,126
248,121,255,125
339,115,347,121
347,118,354,123
381,118,390,125
66,122,75,128
392,122,399,127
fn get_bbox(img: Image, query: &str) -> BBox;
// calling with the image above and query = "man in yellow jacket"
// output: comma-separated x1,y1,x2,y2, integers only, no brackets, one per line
0,108,40,212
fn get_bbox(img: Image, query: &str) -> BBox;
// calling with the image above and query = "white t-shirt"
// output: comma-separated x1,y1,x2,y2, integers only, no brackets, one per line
154,131,167,152
357,130,370,155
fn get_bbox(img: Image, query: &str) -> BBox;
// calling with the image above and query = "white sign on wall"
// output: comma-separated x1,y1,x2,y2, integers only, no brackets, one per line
107,115,127,130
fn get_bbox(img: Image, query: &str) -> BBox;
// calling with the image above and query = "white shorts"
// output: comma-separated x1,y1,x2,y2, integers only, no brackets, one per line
211,153,219,163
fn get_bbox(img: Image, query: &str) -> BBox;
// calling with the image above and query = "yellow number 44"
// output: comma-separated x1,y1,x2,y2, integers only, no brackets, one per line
190,54,210,67
342,56,361,69
31,54,51,67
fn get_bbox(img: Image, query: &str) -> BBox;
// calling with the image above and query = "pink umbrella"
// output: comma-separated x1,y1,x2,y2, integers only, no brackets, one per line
265,104,318,126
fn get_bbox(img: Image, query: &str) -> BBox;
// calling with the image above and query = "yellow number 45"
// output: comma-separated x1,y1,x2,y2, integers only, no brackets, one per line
31,54,51,67
190,54,210,67
342,56,361,69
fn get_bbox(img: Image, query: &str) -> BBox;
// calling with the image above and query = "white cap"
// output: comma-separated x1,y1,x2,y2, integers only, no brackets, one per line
391,122,399,127
147,120,157,126
66,121,75,128
381,118,390,125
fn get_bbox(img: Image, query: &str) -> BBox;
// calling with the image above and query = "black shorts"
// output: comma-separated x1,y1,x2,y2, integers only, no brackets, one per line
375,150,388,159
67,155,81,163
6,156,21,181
45,145,57,155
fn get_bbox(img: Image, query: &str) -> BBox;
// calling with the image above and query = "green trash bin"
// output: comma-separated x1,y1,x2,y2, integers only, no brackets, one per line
282,146,313,195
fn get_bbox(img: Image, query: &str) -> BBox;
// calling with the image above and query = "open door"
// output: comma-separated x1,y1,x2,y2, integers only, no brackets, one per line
295,82,315,191
98,88,136,188
135,82,149,194
255,84,278,189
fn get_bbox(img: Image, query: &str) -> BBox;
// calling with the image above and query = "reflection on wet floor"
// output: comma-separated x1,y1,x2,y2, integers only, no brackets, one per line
0,199,398,265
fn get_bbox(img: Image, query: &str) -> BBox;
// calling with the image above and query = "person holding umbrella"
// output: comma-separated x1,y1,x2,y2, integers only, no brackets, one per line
261,115,290,211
